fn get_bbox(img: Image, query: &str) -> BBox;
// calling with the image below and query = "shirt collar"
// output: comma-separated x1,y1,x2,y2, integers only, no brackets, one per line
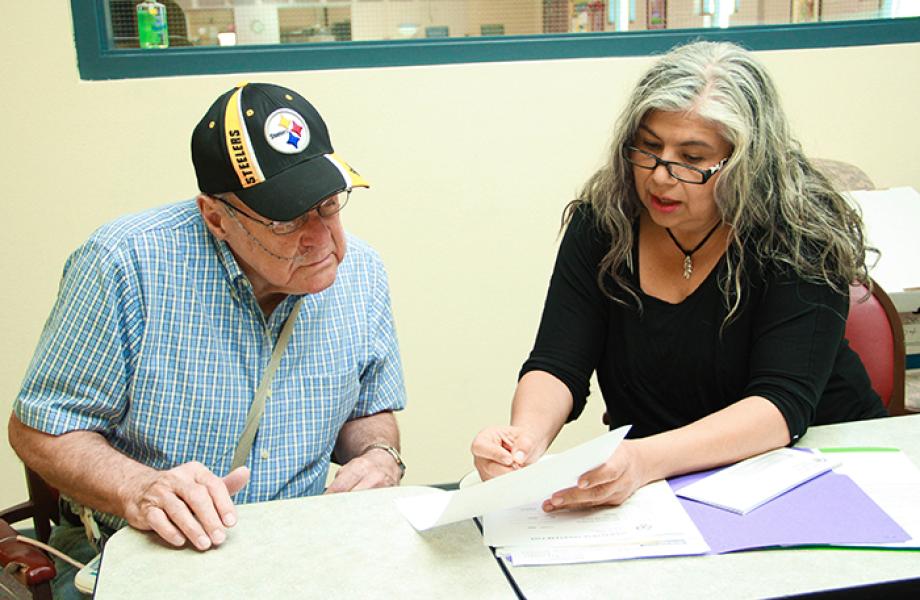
211,234,249,289
208,229,310,320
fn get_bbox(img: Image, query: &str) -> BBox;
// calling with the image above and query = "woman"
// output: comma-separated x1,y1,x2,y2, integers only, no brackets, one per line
471,41,886,513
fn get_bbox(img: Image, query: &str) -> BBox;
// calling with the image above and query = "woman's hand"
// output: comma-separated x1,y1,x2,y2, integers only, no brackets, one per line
542,439,650,512
471,425,544,481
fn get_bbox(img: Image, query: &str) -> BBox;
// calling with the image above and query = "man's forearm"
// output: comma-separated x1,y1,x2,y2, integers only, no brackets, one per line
333,411,399,465
8,414,155,518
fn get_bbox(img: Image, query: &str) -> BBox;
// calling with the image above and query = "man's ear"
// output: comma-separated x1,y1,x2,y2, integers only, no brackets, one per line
197,194,230,240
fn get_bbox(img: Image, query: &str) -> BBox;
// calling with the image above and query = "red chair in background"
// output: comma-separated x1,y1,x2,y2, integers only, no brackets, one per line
846,279,908,416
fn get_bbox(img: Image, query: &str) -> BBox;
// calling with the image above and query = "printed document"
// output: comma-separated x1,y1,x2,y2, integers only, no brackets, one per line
484,480,709,566
394,426,630,531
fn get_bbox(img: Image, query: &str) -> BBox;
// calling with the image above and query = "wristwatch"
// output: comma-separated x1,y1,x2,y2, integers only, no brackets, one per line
364,442,406,478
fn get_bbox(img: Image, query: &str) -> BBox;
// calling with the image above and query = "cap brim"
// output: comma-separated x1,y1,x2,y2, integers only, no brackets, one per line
236,153,369,222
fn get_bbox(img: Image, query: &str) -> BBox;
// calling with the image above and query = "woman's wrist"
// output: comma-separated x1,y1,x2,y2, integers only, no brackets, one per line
623,437,667,486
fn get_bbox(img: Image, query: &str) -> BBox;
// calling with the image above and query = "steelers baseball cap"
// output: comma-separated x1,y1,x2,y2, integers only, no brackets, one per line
191,82,368,222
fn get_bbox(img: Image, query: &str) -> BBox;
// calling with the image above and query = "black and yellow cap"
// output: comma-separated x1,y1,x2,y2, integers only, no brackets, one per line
191,82,368,222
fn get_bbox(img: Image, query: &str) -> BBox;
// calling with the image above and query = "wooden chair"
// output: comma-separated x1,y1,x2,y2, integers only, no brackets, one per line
0,468,61,600
846,279,908,416
1,469,59,544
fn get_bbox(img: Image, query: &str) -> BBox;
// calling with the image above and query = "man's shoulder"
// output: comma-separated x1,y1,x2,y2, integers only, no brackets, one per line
329,234,388,301
88,200,203,252
343,232,384,270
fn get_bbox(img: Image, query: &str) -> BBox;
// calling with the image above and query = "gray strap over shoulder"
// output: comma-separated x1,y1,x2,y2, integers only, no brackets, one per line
231,298,304,471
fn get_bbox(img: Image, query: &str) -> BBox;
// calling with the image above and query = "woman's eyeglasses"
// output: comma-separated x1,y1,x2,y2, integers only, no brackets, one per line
625,146,727,185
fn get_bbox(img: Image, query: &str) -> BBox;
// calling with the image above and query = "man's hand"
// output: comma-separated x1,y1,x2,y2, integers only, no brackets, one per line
471,425,543,481
7,418,252,551
542,440,648,512
325,447,401,493
121,462,250,550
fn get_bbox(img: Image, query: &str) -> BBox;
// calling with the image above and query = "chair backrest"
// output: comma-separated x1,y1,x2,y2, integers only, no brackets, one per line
25,469,59,543
811,158,875,191
0,468,59,544
845,279,907,416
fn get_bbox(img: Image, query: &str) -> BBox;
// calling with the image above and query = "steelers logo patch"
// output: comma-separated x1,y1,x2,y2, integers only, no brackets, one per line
264,108,310,154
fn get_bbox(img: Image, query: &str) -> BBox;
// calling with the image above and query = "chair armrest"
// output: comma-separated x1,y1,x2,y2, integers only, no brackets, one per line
0,518,56,586
0,500,36,526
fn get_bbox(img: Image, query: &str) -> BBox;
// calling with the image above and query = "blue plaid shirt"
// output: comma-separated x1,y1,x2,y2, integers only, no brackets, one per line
15,200,406,527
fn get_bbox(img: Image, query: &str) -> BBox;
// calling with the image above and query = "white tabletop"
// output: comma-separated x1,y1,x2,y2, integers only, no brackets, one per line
502,414,920,600
94,485,513,599
93,416,920,599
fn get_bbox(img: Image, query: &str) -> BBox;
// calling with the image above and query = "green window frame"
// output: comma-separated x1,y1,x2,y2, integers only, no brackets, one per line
72,1,920,81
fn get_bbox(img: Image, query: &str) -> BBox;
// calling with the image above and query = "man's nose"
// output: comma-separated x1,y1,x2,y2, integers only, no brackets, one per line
295,211,332,245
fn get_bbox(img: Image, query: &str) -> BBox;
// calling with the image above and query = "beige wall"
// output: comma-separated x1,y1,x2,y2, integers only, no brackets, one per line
1,1,919,511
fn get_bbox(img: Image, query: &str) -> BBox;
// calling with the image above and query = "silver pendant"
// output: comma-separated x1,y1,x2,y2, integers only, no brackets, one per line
682,255,693,279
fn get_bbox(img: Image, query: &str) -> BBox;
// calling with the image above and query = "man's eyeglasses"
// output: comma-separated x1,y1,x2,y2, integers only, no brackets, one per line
625,146,727,185
212,190,350,236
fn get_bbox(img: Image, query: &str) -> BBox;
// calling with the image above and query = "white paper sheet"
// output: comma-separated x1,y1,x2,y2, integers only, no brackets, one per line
847,187,920,299
675,448,835,514
485,481,709,566
821,449,920,549
394,426,630,531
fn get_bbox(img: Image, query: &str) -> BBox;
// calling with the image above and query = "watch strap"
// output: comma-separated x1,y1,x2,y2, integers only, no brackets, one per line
364,442,406,478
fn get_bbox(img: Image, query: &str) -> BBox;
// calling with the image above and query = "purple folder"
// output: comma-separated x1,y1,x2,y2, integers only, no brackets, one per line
668,466,909,554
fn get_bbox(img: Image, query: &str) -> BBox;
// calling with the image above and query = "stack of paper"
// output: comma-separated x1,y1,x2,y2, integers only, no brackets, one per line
479,447,914,564
484,480,709,566
395,430,919,567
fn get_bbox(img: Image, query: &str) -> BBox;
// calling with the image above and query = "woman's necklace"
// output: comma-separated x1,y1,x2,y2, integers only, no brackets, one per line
665,221,722,280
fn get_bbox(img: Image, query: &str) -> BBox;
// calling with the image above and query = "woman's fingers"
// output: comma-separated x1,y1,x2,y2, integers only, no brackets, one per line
543,442,644,511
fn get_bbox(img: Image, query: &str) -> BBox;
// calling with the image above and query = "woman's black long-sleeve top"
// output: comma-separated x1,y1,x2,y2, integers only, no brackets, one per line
520,204,887,441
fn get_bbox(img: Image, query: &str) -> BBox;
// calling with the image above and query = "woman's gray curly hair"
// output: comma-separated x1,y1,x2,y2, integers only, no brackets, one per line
574,40,872,324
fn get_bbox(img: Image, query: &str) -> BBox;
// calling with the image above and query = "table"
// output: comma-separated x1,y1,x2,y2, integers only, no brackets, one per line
94,485,513,599
94,416,920,599
502,414,920,600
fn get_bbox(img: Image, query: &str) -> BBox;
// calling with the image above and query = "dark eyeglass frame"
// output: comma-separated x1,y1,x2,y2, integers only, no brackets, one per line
625,146,727,185
210,190,350,236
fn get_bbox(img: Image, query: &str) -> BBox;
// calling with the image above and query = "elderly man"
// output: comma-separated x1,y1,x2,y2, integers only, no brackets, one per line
8,83,406,594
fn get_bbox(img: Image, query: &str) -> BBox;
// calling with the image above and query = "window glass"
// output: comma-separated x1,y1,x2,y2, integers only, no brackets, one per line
113,0,920,49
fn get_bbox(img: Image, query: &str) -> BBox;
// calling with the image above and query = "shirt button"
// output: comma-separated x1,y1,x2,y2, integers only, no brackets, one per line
260,449,270,459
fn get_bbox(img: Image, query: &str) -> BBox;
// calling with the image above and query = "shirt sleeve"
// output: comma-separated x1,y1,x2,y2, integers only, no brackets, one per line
350,254,407,418
520,204,611,422
743,270,849,442
14,240,142,435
